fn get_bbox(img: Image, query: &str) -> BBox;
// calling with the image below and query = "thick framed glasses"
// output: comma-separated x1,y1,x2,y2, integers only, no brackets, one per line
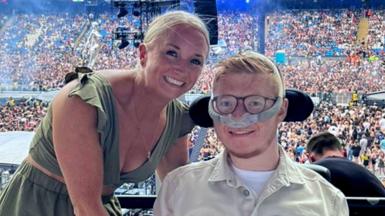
212,95,278,115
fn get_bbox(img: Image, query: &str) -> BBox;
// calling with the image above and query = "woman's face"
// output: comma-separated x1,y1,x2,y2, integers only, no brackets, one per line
139,24,208,100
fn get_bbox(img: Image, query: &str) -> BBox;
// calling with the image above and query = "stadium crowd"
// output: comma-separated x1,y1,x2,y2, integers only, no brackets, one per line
0,10,384,92
0,97,47,132
265,9,385,57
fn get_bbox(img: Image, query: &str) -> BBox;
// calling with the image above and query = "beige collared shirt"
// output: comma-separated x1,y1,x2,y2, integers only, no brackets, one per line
154,146,348,216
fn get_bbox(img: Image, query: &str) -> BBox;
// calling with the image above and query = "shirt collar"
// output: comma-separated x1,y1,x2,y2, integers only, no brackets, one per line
208,151,230,181
208,145,305,186
274,145,306,185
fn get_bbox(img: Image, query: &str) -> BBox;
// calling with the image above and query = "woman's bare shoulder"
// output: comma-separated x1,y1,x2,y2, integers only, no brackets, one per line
96,69,137,84
95,69,138,100
96,69,131,77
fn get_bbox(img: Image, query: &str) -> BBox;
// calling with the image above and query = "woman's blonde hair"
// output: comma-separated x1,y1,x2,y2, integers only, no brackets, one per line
213,51,285,97
143,10,210,50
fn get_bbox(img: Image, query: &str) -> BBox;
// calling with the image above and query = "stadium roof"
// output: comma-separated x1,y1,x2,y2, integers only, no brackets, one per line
0,131,34,165
268,0,385,9
1,0,385,13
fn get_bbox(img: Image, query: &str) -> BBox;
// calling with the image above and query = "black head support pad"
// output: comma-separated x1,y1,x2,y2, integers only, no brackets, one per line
189,88,314,127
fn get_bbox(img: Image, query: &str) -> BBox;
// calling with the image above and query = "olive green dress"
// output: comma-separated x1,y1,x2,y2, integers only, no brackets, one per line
0,73,195,216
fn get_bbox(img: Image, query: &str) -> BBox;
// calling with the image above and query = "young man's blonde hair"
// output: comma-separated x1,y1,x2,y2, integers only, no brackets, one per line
213,51,285,96
143,10,210,51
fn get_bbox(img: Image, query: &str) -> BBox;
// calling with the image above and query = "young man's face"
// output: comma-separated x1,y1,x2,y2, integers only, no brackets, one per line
212,71,287,160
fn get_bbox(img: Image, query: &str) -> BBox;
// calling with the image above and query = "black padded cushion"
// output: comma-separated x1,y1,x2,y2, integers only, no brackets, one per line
189,88,314,128
284,88,314,122
189,95,213,128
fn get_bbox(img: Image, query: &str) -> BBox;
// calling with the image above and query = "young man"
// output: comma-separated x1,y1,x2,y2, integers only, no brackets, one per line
306,131,385,197
154,51,348,215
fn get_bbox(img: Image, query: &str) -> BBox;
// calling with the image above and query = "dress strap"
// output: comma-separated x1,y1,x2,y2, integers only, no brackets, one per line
64,66,93,84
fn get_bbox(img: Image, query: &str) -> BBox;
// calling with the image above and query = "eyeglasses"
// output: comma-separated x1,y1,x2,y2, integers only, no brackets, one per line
211,95,278,115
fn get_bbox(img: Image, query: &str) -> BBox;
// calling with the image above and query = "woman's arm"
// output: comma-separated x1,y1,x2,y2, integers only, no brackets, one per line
52,82,108,216
156,135,189,181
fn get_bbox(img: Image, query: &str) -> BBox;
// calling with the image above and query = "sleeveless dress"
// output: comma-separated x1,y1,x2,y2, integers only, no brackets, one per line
0,73,195,216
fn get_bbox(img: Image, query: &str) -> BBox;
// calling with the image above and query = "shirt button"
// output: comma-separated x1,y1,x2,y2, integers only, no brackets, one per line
243,189,250,197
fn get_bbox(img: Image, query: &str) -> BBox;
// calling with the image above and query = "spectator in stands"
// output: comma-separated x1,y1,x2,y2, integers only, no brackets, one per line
0,11,209,216
306,131,385,197
359,133,368,154
351,142,362,163
378,151,385,177
154,51,348,215
380,114,385,133
361,150,370,169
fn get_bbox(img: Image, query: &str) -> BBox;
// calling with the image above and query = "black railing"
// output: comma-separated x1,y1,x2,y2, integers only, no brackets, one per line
347,197,385,216
117,195,156,209
117,195,385,216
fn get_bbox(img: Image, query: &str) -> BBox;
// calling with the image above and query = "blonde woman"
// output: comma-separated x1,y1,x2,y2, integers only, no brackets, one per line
0,11,209,216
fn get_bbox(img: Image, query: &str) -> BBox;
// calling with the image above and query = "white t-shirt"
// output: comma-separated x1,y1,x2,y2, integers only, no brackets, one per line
232,164,275,196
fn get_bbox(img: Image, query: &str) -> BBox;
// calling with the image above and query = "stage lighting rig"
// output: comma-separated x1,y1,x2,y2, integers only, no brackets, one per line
114,27,143,49
111,0,180,49
118,39,129,49
133,32,144,48
112,0,131,18
114,27,130,49
117,7,129,18
132,2,141,17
